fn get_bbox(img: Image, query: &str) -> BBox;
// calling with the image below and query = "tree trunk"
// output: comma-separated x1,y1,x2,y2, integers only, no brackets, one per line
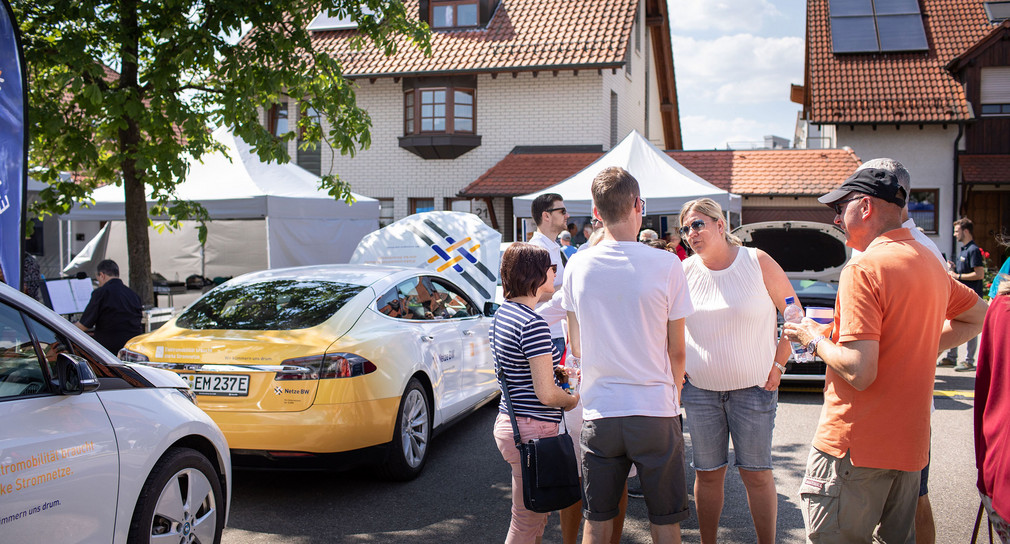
118,0,154,307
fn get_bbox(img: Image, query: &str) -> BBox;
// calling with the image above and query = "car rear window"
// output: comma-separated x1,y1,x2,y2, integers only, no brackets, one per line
176,280,365,330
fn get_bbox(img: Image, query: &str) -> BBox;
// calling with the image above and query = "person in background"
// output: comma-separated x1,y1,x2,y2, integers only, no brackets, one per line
491,242,579,544
785,167,986,543
975,265,1010,543
559,231,578,261
943,217,986,372
568,222,583,246
528,193,569,356
638,228,658,242
667,230,688,260
76,259,143,355
989,235,1010,299
678,197,796,544
580,222,595,248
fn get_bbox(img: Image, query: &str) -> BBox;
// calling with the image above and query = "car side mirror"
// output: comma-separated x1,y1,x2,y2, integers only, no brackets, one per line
484,301,499,317
53,353,100,395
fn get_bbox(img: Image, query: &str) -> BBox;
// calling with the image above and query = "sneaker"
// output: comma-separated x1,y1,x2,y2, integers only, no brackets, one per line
954,361,976,372
627,486,644,499
937,357,956,367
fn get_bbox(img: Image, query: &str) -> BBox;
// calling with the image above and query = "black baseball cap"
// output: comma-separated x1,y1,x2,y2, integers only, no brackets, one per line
818,168,907,208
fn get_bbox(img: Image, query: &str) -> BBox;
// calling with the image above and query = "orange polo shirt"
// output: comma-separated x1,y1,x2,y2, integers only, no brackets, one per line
813,228,979,471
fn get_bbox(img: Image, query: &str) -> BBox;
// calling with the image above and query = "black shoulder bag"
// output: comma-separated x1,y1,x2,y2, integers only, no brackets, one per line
496,363,582,513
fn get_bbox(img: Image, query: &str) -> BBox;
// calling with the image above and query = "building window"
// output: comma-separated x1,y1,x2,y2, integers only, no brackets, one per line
377,198,394,228
444,198,472,213
268,101,288,137
404,88,475,135
634,5,641,52
410,198,435,215
610,91,619,147
981,67,1010,116
430,0,479,29
908,189,938,234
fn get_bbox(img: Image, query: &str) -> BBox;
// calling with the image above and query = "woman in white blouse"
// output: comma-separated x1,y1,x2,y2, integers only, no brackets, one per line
678,198,798,544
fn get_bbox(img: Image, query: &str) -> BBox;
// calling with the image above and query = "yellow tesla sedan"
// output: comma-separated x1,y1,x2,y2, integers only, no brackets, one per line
120,264,499,479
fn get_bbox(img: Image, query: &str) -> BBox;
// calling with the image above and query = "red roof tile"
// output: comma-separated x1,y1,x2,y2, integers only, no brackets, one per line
807,0,994,124
460,148,862,197
311,0,637,77
960,155,1010,184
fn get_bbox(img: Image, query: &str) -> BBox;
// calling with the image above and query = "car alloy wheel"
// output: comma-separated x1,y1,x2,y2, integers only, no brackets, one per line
380,378,430,480
129,447,224,544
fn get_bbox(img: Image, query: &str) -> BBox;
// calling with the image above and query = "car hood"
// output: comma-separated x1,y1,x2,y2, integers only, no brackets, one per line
733,221,849,282
350,211,502,306
126,363,190,388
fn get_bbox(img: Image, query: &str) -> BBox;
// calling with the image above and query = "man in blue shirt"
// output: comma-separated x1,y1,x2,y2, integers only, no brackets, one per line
941,218,985,371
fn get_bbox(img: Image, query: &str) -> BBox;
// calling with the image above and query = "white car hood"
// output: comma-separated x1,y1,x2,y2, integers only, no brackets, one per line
733,220,849,282
351,211,502,305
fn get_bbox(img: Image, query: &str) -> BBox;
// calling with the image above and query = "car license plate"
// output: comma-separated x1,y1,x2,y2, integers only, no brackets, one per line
183,374,249,397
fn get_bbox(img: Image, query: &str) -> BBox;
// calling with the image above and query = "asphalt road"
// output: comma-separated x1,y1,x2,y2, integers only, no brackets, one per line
222,367,980,543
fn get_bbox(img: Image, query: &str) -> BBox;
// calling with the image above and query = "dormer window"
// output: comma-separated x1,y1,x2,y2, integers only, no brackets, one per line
430,0,479,29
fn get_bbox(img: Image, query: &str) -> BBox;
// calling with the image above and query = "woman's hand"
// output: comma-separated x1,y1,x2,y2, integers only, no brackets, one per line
564,392,581,411
763,364,782,391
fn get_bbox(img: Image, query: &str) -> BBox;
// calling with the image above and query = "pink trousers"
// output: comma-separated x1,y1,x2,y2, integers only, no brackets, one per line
493,412,560,544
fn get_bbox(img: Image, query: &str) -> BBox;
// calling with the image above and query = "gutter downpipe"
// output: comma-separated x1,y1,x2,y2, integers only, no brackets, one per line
951,122,964,260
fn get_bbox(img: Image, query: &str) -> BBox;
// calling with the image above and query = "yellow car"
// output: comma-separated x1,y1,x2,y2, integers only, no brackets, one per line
120,264,499,479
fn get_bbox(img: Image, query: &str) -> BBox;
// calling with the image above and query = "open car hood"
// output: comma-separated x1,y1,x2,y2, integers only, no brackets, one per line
350,211,502,305
733,221,849,282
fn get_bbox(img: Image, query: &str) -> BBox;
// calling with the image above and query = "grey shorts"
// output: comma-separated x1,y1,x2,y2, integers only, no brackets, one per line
581,415,690,525
799,448,919,543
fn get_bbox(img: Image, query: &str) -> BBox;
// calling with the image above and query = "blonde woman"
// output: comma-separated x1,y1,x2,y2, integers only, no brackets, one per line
679,198,797,544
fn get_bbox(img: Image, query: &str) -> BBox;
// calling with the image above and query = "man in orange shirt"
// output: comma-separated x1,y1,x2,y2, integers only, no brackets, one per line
785,167,987,543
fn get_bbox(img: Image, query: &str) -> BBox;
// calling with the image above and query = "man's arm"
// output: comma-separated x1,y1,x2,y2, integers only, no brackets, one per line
937,297,987,353
784,320,879,391
950,265,986,282
667,318,686,397
566,311,581,358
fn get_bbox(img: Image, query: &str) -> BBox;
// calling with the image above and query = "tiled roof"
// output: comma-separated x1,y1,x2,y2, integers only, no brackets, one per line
960,155,1010,184
310,0,637,77
806,0,993,124
460,148,862,197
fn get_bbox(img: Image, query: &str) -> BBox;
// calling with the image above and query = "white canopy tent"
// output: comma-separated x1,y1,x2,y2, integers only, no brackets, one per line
62,127,379,281
513,130,741,218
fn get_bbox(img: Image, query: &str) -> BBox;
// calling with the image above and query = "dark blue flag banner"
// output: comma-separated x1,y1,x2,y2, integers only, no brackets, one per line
0,0,27,290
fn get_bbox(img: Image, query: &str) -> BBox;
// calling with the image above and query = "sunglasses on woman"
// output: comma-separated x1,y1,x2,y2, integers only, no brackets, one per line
679,219,707,237
547,264,557,273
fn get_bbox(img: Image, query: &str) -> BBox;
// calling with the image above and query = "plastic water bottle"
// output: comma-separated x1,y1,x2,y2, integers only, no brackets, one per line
784,296,812,363
566,354,582,392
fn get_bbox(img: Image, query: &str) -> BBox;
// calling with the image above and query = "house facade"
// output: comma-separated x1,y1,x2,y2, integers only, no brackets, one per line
268,0,683,240
794,0,1010,260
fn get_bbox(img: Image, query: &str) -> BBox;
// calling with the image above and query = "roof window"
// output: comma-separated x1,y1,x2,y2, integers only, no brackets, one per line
984,2,1010,24
828,0,928,53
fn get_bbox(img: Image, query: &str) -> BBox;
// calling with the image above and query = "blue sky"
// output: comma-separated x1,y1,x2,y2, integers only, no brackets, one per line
665,0,807,150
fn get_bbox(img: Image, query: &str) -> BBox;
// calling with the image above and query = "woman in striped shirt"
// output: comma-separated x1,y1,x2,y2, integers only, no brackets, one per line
492,242,579,544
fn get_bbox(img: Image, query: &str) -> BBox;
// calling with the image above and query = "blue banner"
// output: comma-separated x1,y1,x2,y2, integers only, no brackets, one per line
0,0,26,290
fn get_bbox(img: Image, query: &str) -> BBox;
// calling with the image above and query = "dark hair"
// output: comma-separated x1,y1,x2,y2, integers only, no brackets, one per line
953,217,974,235
97,259,120,277
591,167,639,223
531,193,563,226
645,240,668,250
501,243,551,299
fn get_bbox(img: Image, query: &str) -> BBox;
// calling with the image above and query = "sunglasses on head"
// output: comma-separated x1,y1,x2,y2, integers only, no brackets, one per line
590,218,602,228
831,195,865,215
679,219,707,237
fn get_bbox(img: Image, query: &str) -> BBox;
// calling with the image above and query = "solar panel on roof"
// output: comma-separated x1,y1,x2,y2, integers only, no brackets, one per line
829,0,928,53
873,0,922,15
829,0,874,16
831,16,880,53
877,14,929,51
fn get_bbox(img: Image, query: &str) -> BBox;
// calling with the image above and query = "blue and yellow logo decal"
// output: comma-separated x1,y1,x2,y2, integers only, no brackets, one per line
408,219,497,300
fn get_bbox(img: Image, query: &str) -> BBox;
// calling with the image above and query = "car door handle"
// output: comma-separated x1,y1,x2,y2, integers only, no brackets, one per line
421,335,435,343
462,329,475,336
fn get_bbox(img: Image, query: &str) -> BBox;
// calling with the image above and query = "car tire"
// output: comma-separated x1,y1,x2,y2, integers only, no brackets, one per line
379,378,431,481
128,447,225,544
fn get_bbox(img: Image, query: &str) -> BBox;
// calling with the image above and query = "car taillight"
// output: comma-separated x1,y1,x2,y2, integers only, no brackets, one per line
276,353,376,381
118,348,149,362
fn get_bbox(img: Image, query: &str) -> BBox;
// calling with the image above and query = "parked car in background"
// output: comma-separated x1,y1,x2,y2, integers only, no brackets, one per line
733,221,849,382
0,283,231,544
120,264,499,480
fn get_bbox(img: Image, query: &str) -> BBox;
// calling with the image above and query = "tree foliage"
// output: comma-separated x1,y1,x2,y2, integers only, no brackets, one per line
15,0,429,304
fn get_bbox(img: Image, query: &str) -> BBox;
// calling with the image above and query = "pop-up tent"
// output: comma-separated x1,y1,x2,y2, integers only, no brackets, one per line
63,127,379,280
513,130,741,217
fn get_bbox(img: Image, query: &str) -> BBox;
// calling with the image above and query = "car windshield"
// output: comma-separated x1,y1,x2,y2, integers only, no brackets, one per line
176,280,365,330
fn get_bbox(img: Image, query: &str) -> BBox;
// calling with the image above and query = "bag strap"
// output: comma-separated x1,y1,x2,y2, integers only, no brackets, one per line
492,312,568,450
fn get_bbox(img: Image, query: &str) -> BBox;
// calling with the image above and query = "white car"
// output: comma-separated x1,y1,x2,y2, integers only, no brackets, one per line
0,283,231,543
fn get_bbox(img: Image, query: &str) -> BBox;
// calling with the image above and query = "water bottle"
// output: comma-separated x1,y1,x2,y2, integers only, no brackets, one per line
566,354,582,392
784,296,812,363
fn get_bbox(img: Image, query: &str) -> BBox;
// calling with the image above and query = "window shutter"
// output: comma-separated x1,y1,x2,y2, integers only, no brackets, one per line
981,67,1010,104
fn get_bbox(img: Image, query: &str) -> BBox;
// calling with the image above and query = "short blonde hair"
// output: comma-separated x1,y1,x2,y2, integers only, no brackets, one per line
679,198,741,246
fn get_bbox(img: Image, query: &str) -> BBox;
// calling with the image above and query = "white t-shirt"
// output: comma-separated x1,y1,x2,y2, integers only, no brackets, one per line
528,231,566,337
561,241,695,420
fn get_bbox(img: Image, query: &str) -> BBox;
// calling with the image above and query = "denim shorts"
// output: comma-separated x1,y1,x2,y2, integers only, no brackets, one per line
681,380,777,471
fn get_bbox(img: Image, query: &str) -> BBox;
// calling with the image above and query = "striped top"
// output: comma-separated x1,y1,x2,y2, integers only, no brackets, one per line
683,246,778,391
491,301,563,422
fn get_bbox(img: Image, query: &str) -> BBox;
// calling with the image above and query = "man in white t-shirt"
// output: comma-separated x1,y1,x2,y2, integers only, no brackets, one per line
562,167,695,544
528,192,569,355
853,158,944,544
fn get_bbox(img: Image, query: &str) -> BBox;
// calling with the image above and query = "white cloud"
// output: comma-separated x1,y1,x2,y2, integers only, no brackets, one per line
666,0,781,33
679,114,793,150
672,33,804,105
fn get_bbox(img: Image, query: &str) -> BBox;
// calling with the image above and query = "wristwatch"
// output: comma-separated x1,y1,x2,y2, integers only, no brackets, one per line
807,335,826,356
773,361,786,373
